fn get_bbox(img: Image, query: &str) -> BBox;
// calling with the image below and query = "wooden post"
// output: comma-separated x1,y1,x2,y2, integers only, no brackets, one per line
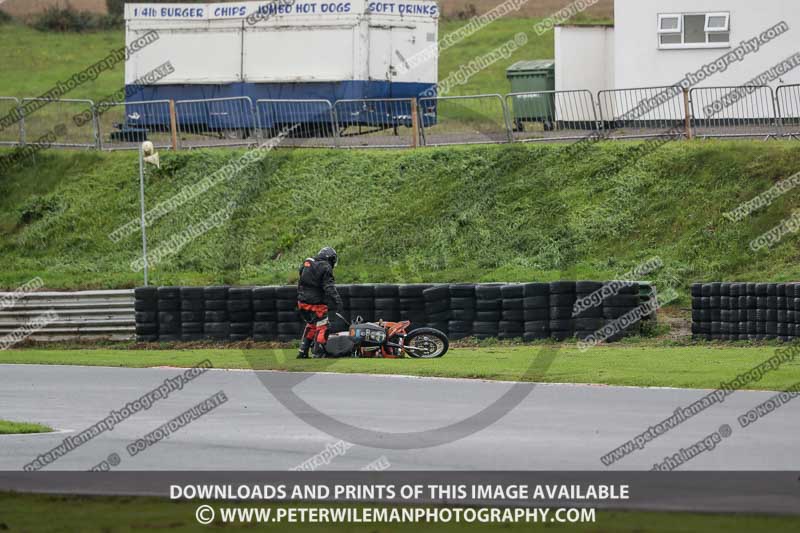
682,88,693,140
410,98,419,148
169,99,179,150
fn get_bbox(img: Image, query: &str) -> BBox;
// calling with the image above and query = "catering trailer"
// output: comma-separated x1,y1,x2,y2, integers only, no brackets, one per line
123,0,439,136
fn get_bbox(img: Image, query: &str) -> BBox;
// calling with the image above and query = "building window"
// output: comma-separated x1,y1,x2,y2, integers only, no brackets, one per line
658,12,730,49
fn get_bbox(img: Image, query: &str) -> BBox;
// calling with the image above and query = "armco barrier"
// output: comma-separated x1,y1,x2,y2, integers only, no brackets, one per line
134,282,654,344
691,282,800,341
1,289,135,342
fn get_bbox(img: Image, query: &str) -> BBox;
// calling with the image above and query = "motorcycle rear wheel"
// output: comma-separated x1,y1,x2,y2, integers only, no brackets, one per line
404,328,449,358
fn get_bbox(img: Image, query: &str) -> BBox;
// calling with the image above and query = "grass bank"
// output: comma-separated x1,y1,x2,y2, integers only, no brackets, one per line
1,141,800,293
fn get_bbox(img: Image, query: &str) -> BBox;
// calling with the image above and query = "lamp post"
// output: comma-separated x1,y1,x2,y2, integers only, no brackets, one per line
138,141,160,286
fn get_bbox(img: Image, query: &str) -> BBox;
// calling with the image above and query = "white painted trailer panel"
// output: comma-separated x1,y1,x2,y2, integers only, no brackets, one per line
125,0,439,87
127,25,242,84
242,25,359,82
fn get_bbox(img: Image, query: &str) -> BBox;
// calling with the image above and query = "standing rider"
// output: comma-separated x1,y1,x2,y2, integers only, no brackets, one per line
297,247,343,358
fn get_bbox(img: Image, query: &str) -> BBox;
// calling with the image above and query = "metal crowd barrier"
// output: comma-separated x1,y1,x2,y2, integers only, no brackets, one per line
4,84,800,155
419,94,511,146
506,89,599,143
256,99,338,148
20,97,98,148
0,97,23,146
174,96,260,149
690,86,779,140
775,84,800,139
597,86,688,140
332,98,417,148
95,100,174,151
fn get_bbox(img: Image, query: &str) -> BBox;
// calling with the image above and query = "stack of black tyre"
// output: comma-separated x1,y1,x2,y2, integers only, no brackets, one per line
522,283,549,341
573,281,605,342
691,282,799,342
228,287,253,342
134,287,158,342
374,284,400,322
448,284,475,340
156,287,181,342
473,284,502,339
275,286,300,342
134,282,657,344
600,282,641,341
252,286,277,341
349,285,375,323
203,286,229,341
335,285,351,329
398,284,429,331
180,287,204,341
499,284,525,340
423,285,450,334
549,281,576,341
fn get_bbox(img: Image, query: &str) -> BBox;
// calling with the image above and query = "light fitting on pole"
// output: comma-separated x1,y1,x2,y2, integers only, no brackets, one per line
142,141,160,168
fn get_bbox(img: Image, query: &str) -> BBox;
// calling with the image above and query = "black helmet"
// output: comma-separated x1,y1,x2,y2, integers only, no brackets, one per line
317,246,338,268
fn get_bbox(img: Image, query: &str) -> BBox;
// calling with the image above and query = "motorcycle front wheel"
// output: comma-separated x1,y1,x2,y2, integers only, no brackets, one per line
404,328,449,358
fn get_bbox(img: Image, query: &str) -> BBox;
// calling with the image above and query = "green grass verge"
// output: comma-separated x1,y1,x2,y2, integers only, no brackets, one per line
0,23,123,101
0,493,798,532
2,344,799,391
0,420,52,435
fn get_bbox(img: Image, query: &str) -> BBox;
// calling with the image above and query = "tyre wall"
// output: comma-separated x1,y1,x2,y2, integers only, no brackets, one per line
135,282,653,343
691,282,800,341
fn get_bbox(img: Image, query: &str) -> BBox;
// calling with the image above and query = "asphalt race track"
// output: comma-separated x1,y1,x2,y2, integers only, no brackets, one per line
2,364,798,473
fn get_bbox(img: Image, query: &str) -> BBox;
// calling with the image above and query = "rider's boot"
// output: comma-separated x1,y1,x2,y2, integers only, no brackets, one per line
312,342,327,358
297,338,312,359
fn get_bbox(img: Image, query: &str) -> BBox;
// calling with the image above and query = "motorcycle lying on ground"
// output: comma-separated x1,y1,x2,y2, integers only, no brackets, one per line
317,314,449,359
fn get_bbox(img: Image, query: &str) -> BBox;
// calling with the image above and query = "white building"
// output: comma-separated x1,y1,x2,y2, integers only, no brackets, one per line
555,0,800,122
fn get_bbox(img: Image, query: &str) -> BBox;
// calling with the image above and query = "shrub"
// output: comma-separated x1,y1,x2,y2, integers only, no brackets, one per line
0,10,12,25
18,195,64,225
106,0,125,17
33,6,121,32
